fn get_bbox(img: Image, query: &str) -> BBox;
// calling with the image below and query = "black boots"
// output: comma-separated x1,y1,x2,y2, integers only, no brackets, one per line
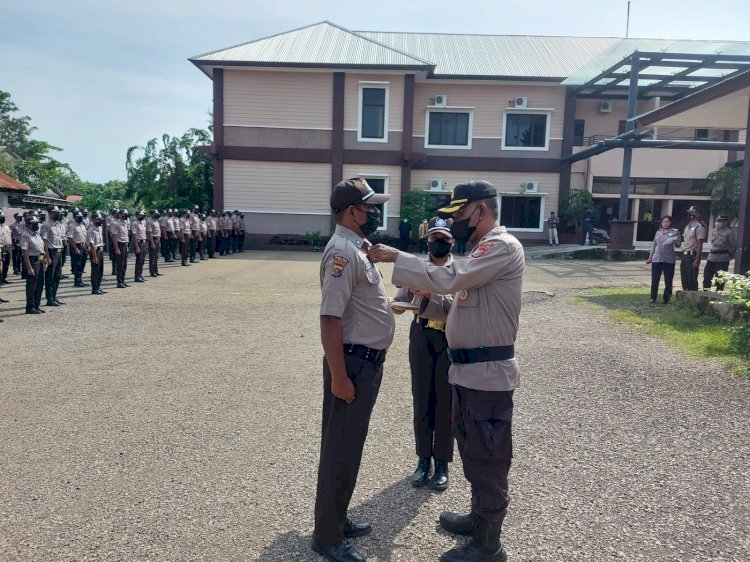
439,518,507,562
432,460,449,491
439,512,476,536
411,457,431,487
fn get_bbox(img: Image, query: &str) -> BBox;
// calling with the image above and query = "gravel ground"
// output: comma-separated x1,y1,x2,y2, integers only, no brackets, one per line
0,251,748,561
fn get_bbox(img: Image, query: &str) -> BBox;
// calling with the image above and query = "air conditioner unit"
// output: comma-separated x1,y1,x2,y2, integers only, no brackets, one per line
599,101,613,113
514,96,528,109
429,179,445,191
434,94,448,107
523,181,539,193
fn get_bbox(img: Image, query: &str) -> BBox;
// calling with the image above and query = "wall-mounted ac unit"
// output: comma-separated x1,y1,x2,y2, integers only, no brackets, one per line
514,96,528,109
434,94,448,107
599,101,613,113
429,179,445,191
524,181,539,193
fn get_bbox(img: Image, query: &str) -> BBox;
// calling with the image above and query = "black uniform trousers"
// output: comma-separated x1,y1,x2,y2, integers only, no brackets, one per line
237,231,245,252
1,246,9,282
703,260,729,290
134,239,146,279
90,248,104,291
650,262,675,302
149,240,160,275
314,352,384,547
12,241,22,274
115,242,128,284
190,231,199,262
108,233,117,273
453,385,513,528
25,257,44,311
679,251,700,291
44,250,63,302
207,232,216,258
408,320,454,461
180,237,190,265
70,243,87,283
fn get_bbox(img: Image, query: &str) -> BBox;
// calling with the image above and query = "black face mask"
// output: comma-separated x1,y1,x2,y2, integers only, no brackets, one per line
428,239,453,258
30,223,40,232
450,207,479,244
354,207,380,238
52,212,61,221
75,216,83,223
95,220,104,227
0,216,5,224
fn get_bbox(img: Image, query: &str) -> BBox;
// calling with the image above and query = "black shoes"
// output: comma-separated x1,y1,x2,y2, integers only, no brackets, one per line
440,518,506,562
134,277,145,283
117,283,127,289
439,512,476,536
26,308,41,315
411,457,431,487
46,300,60,307
432,460,449,491
343,518,371,538
92,289,106,295
150,273,158,277
311,539,366,562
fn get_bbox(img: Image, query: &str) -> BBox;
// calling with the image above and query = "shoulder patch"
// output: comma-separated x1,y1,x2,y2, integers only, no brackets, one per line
331,255,350,277
457,289,470,301
470,241,495,259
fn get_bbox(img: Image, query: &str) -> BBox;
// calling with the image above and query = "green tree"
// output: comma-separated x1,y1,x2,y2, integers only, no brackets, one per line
125,128,213,210
703,166,742,224
76,180,133,212
401,189,431,240
560,188,594,233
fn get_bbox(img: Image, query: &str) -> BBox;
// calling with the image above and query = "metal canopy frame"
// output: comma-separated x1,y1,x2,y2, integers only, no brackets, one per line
574,51,750,100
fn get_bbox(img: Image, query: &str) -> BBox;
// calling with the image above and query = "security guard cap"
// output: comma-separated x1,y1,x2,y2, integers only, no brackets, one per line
439,180,497,215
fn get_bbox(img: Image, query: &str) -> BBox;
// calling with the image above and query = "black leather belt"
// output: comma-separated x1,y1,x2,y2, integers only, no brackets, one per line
343,343,387,364
710,249,730,255
450,345,515,364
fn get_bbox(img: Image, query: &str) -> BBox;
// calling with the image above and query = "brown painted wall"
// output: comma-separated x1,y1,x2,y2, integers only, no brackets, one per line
225,126,332,149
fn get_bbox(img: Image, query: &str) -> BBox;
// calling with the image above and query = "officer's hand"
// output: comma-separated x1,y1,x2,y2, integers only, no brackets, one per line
27,268,35,277
645,259,652,265
92,257,99,265
693,259,700,268
115,248,121,256
331,376,355,404
368,244,399,263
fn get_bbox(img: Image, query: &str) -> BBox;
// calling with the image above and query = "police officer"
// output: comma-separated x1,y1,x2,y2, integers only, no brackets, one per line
159,210,171,262
394,216,455,492
189,205,201,263
21,215,47,314
680,206,707,291
206,210,218,258
313,177,394,562
112,208,131,288
132,210,148,283
146,209,162,277
218,211,231,255
106,209,117,273
169,209,180,261
67,211,89,287
11,212,23,274
703,214,735,291
0,212,11,285
646,215,681,304
199,213,208,260
41,206,66,306
237,212,246,252
370,180,524,562
87,211,106,295
179,210,192,266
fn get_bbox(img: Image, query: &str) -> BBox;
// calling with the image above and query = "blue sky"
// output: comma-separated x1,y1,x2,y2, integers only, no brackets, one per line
3,0,750,183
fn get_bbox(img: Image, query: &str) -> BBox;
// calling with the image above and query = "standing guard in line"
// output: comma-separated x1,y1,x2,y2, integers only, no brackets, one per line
41,206,66,307
206,210,218,258
703,214,735,291
11,212,24,275
87,212,106,295
60,208,70,279
21,215,47,314
219,211,231,256
132,210,148,283
237,213,246,252
81,208,90,227
106,209,117,274
67,211,89,287
179,210,192,266
112,209,130,289
231,210,241,253
0,212,11,286
169,209,180,261
680,206,707,291
146,209,162,277
189,205,201,263
158,209,171,262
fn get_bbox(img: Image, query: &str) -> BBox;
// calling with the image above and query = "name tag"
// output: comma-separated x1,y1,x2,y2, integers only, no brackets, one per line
364,261,374,271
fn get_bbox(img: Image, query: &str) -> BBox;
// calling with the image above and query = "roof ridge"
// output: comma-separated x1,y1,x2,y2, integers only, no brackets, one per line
357,30,623,40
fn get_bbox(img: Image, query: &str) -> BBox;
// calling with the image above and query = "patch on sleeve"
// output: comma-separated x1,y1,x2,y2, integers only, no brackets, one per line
457,289,470,301
470,241,494,259
330,255,350,277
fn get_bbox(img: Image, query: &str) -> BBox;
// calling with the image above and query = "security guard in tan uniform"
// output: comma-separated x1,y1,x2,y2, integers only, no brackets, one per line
680,206,707,291
112,209,131,288
41,206,67,306
703,214,735,291
313,177,394,562
87,212,106,295
132,210,148,283
394,216,455,491
146,210,162,277
370,180,524,562
179,210,192,266
67,211,88,287
21,215,47,314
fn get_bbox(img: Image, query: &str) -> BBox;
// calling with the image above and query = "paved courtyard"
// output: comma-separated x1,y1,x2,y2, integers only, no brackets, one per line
1,251,748,561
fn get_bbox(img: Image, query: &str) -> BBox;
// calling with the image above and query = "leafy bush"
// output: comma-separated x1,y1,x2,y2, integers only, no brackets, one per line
560,188,594,233
303,231,324,246
401,190,431,240
716,271,750,358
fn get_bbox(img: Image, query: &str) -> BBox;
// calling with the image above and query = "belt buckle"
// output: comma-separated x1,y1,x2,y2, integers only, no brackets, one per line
426,319,446,331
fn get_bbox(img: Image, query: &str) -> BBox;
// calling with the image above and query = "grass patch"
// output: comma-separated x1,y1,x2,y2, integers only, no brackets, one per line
573,287,750,380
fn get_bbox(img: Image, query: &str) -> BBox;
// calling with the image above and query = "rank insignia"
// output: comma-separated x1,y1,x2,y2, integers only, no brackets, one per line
331,255,349,277
470,241,494,259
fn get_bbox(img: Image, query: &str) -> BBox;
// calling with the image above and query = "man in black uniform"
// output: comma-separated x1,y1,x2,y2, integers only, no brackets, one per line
313,177,395,562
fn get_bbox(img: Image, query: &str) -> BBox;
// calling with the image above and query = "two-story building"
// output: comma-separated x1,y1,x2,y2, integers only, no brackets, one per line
190,22,750,245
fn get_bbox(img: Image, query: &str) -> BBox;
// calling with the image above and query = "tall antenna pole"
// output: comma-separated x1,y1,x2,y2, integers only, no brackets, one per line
626,0,631,38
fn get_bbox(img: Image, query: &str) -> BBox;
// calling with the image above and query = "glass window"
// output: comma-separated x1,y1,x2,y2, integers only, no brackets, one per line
504,113,548,148
573,119,585,146
592,177,633,195
500,196,542,229
427,112,470,146
360,87,386,140
362,177,386,229
694,128,710,140
633,178,667,195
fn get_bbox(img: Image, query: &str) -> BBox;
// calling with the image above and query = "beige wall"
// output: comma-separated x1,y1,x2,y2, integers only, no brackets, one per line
343,74,405,134
574,99,654,139
413,82,566,141
342,164,402,219
588,147,729,179
224,70,333,129
224,160,331,215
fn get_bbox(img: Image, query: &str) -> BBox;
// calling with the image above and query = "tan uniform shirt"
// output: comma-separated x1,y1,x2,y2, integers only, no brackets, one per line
394,255,454,322
708,226,735,262
179,217,192,236
67,222,87,245
21,231,45,256
0,224,11,247
219,216,231,232
133,220,147,241
320,225,395,351
146,218,161,239
190,213,201,232
41,220,65,249
110,219,130,243
649,228,680,264
393,226,524,392
10,220,23,242
86,224,104,247
200,222,208,236
206,216,218,231
682,220,707,252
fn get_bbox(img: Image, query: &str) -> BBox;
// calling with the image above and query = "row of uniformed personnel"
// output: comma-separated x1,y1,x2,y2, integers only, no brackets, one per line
0,205,246,317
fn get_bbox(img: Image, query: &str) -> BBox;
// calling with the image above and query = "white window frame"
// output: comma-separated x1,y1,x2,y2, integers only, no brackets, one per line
358,173,390,231
499,193,545,232
501,110,551,152
357,82,390,143
425,108,473,150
